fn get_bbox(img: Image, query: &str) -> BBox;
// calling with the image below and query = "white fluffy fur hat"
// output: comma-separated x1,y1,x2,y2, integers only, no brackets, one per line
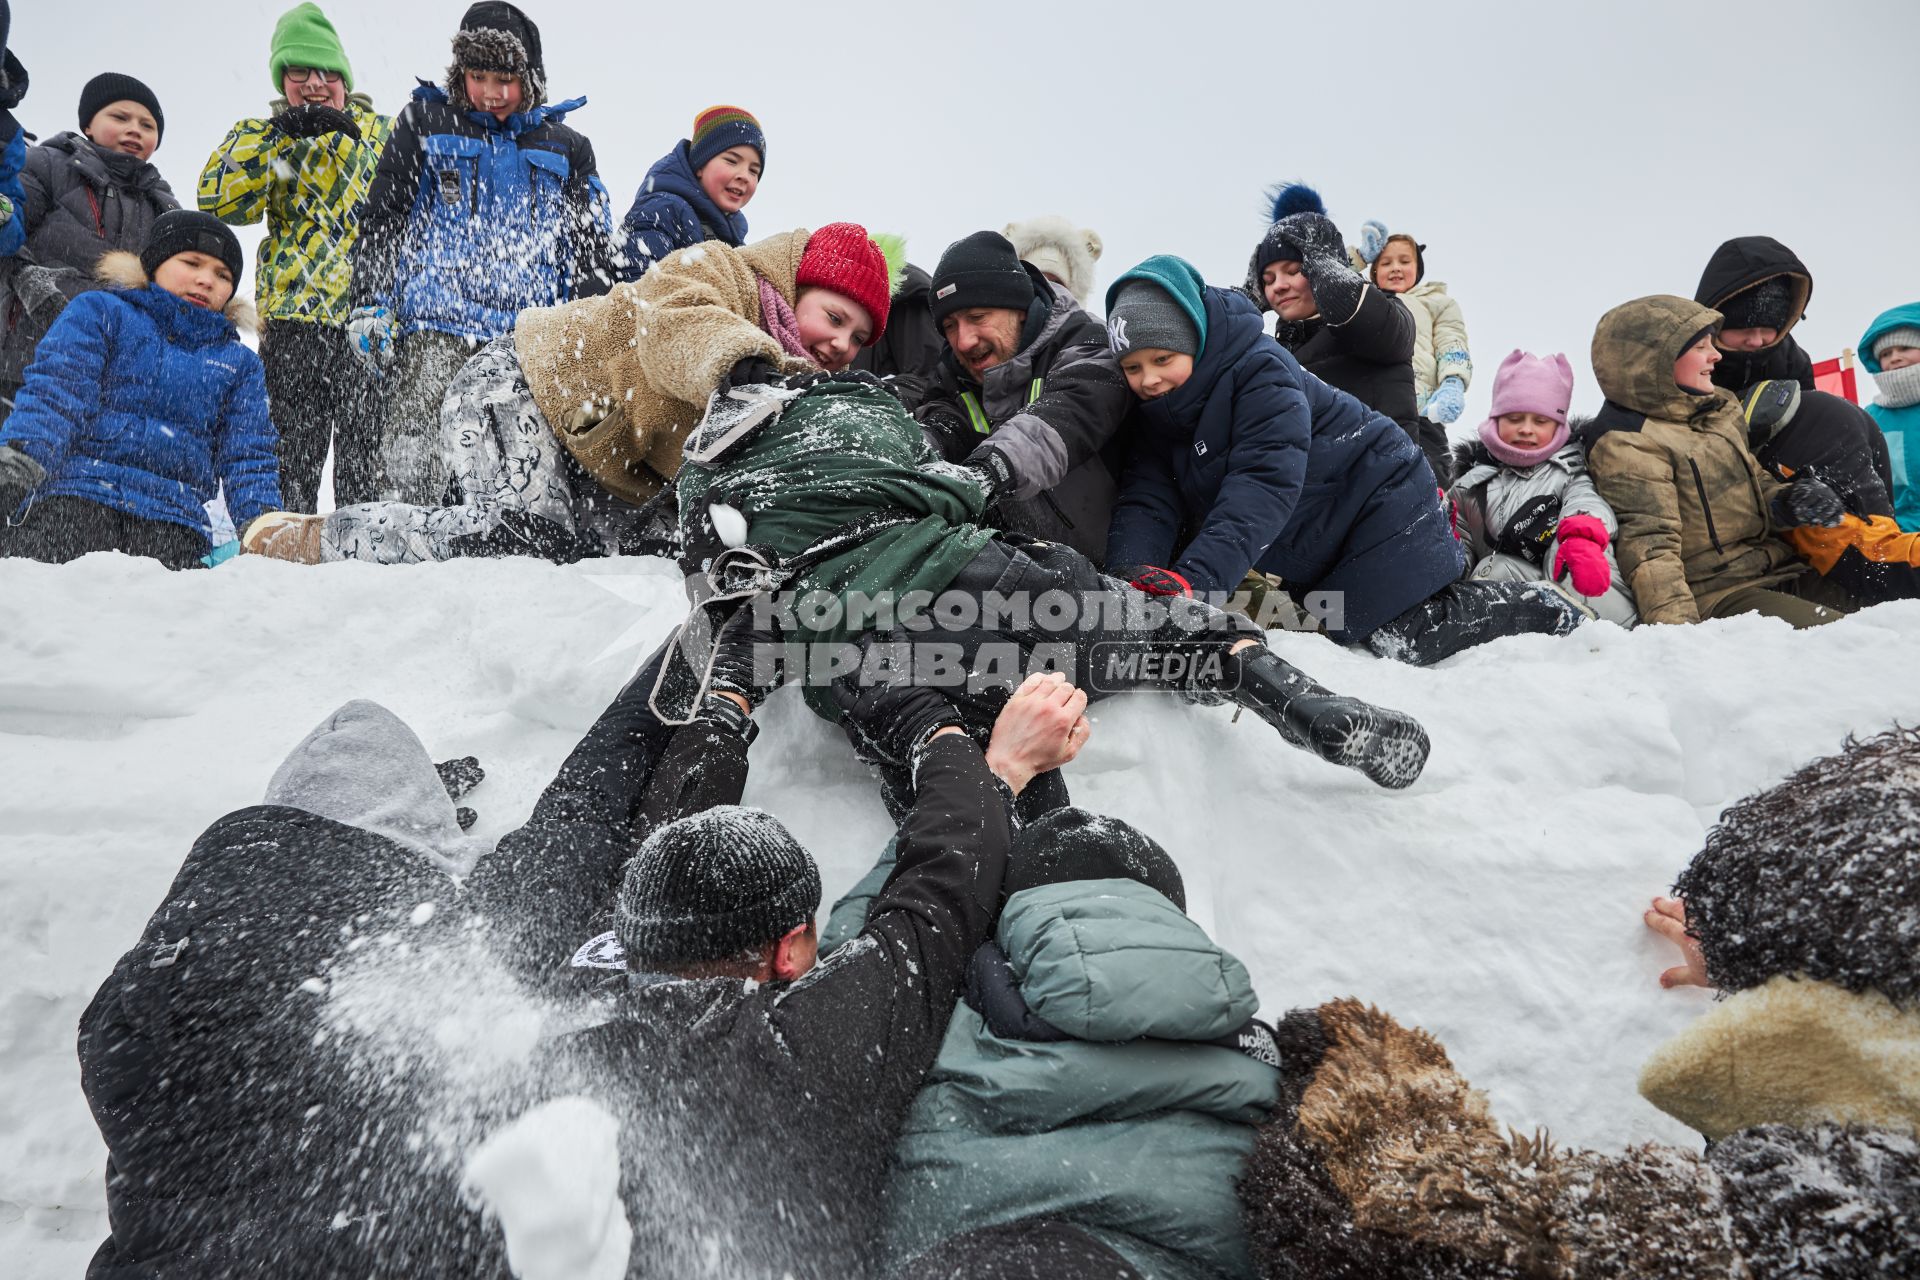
1003,215,1103,303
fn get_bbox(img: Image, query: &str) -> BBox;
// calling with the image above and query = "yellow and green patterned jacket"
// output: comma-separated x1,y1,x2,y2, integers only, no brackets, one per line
198,94,392,327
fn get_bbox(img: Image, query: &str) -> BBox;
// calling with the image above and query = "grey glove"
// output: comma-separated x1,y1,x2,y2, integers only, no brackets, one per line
0,443,47,512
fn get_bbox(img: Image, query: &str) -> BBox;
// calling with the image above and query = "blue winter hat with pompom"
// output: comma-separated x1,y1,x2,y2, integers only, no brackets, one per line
1250,180,1326,276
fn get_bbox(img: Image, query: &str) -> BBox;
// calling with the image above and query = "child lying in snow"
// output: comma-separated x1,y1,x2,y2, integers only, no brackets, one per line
1240,726,1920,1278
243,223,895,563
1448,350,1639,626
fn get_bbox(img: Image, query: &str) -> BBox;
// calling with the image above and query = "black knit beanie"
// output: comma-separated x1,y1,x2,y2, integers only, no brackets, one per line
931,230,1035,326
1003,807,1186,911
1672,725,1920,1008
140,210,244,285
615,806,822,969
1717,276,1798,333
79,72,164,141
449,1,546,110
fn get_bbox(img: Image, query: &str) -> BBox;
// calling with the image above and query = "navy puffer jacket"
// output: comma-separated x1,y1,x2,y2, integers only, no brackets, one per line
1108,281,1461,640
616,141,747,280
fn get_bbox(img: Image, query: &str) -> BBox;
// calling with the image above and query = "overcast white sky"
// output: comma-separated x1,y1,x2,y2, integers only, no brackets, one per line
17,0,1919,422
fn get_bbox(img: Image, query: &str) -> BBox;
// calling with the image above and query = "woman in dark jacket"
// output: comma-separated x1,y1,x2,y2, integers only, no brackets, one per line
1244,183,1445,484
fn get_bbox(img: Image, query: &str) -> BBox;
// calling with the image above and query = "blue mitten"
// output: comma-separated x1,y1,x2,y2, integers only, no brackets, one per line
1357,219,1389,265
1425,376,1467,425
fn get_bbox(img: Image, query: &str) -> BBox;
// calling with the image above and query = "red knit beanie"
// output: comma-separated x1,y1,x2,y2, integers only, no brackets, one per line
795,223,891,345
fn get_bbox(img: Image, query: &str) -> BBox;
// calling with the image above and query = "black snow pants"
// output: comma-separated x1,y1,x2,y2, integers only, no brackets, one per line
1,494,208,569
260,319,384,512
1362,578,1585,666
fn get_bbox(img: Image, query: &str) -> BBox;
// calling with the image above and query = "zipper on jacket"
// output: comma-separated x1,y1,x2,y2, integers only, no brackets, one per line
1689,459,1723,553
1041,490,1075,530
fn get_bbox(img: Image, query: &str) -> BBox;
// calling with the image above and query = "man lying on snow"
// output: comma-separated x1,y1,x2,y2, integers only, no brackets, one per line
1238,727,1920,1279
669,370,1434,800
75,631,1084,1278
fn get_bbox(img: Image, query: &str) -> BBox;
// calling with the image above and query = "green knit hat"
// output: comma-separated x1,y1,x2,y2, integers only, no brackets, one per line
269,2,353,93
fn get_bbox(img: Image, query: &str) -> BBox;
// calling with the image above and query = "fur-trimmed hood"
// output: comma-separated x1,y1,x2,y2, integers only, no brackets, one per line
1002,215,1103,303
96,251,258,336
446,2,547,111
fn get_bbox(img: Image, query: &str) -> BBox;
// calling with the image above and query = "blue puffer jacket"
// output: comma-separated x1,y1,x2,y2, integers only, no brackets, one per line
351,83,613,342
1,258,280,540
884,880,1280,1280
0,121,23,258
1862,302,1920,533
616,141,746,280
1107,258,1462,640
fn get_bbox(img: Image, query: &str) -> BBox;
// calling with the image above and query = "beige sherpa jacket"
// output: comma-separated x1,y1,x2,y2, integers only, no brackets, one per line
513,229,816,506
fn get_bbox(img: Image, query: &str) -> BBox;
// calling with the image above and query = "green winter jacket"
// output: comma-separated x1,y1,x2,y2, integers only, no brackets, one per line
674,378,995,657
883,879,1279,1280
197,95,393,325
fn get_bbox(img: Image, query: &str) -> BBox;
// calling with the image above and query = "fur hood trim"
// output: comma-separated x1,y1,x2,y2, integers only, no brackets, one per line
96,251,259,334
448,26,546,111
1639,975,1920,1141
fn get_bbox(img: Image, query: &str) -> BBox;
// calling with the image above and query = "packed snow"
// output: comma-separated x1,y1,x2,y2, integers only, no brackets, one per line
6,550,1920,1274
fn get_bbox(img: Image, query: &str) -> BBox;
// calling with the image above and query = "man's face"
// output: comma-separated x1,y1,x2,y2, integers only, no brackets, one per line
941,306,1025,379
1716,326,1781,352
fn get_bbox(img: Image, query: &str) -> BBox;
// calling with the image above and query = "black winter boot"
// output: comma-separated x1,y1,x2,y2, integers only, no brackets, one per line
1223,646,1429,789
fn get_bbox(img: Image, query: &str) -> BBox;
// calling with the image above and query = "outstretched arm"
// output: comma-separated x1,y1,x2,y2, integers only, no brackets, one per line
1644,895,1710,990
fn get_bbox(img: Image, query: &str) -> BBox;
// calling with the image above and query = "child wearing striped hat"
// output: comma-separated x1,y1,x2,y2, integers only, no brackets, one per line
619,104,765,279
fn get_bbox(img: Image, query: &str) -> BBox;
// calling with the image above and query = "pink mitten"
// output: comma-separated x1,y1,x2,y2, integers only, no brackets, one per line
1553,514,1612,597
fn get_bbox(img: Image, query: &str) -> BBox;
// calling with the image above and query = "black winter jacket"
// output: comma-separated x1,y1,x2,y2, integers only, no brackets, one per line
20,132,177,293
1746,385,1895,518
850,262,944,395
1271,283,1445,485
541,730,1015,1278
909,266,1132,563
1694,235,1817,393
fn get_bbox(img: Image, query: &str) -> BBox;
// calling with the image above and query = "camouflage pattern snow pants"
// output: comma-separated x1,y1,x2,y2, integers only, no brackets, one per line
322,337,583,564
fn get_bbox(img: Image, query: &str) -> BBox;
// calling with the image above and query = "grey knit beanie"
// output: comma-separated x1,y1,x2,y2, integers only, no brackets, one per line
1874,327,1920,363
1106,279,1200,357
614,806,822,969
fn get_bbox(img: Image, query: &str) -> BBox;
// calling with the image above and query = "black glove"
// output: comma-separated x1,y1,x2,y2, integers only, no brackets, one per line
0,443,47,513
1273,212,1365,324
634,700,756,843
724,355,783,392
436,756,486,802
964,446,1016,502
828,641,965,765
269,103,362,140
708,611,781,712
1771,477,1846,529
915,399,973,447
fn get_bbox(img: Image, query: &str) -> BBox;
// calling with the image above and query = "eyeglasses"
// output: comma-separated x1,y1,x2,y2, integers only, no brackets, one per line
284,67,344,84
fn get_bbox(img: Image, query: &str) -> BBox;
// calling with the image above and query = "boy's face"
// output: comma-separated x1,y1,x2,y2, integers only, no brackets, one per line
1373,242,1418,294
1119,347,1194,401
1882,346,1920,372
85,101,159,161
282,66,347,112
1261,261,1316,321
1495,411,1559,449
464,70,523,120
1716,326,1780,352
793,287,872,371
153,251,235,312
696,147,762,215
1674,334,1722,392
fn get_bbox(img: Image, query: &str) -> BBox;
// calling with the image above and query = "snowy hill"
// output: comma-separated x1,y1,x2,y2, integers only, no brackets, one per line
6,552,1920,1274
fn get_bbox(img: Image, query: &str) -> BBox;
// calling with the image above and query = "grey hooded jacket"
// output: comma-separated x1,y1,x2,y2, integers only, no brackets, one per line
21,132,179,293
1449,438,1622,576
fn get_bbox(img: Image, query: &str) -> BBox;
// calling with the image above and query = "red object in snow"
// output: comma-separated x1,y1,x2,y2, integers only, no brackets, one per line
1813,352,1859,405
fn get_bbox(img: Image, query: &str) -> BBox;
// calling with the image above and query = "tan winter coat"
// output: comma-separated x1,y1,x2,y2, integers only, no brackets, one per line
513,229,816,505
1585,295,1800,624
1397,280,1471,405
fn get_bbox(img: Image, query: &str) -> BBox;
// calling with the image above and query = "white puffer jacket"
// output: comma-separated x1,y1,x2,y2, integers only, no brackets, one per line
1397,280,1472,407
